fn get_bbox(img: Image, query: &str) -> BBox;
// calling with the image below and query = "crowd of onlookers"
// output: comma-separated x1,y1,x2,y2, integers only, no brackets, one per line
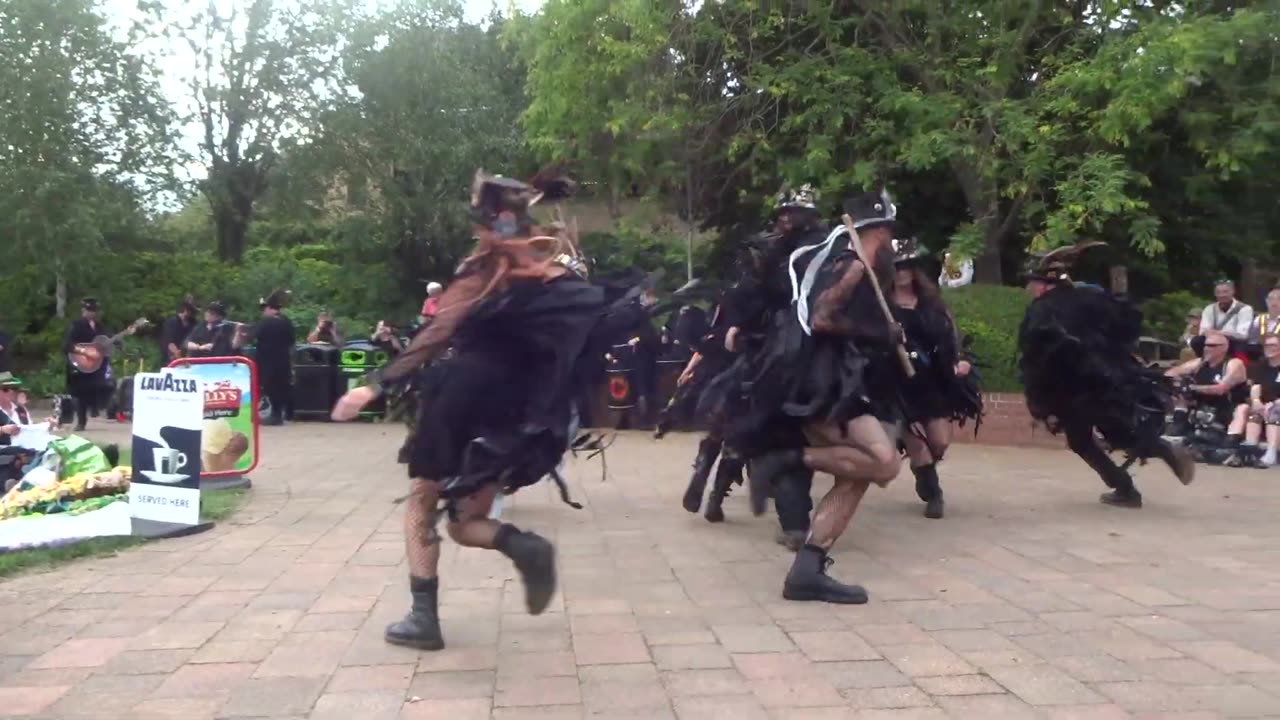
1166,279,1280,468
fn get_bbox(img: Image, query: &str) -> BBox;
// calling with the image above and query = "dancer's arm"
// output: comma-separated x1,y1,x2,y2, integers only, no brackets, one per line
810,258,864,336
364,270,487,392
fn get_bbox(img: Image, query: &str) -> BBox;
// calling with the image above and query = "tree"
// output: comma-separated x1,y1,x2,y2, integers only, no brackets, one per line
0,0,175,321
160,0,349,263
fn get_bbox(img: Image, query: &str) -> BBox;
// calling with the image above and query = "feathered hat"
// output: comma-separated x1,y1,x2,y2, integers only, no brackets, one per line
259,288,292,309
773,182,820,213
892,236,928,265
1025,240,1107,283
843,188,898,230
469,160,578,232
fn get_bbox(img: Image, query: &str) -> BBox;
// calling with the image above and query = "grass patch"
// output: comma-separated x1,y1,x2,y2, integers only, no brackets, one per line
0,487,248,580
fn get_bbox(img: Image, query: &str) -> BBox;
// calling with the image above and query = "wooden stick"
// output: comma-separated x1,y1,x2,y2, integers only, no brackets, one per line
841,213,915,378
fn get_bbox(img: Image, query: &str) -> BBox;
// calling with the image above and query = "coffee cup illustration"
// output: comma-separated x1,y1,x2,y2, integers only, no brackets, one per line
153,447,188,475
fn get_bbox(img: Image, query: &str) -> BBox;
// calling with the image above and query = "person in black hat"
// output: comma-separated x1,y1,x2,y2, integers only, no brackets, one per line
328,165,603,652
717,188,906,604
159,297,198,364
888,237,982,519
253,290,296,425
61,297,113,431
1019,242,1195,508
184,301,244,358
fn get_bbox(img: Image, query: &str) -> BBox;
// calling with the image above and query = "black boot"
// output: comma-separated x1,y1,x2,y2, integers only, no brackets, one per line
385,576,444,650
704,456,743,523
782,544,868,604
912,464,944,519
682,438,721,514
1099,468,1143,508
1153,439,1196,485
1166,409,1190,438
748,448,802,517
495,524,557,615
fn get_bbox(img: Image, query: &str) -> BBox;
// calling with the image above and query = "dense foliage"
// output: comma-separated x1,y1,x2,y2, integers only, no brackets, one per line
2,0,1278,392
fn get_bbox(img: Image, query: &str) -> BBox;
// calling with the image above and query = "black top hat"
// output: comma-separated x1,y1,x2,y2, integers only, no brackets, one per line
259,289,291,309
892,236,929,265
81,297,100,311
205,300,227,316
843,188,898,230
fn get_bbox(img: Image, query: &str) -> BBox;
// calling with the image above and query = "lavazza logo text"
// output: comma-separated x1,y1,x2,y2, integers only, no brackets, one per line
138,374,199,393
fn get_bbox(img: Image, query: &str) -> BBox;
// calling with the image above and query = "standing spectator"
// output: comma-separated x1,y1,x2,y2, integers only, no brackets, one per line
307,311,343,345
1200,279,1254,344
0,323,11,373
159,298,197,364
253,291,296,426
185,301,245,358
419,282,443,325
371,320,404,356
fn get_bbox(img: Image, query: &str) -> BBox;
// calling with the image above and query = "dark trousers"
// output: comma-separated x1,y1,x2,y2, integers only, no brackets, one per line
1064,418,1138,495
260,367,292,421
773,466,814,533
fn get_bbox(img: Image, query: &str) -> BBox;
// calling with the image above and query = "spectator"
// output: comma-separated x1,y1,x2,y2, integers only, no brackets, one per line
185,301,245,358
1200,279,1253,343
1240,335,1280,467
1165,329,1249,440
1180,308,1202,361
307,311,343,345
159,297,197,364
371,320,404,356
0,324,11,373
419,282,443,325
252,291,296,426
1250,288,1280,344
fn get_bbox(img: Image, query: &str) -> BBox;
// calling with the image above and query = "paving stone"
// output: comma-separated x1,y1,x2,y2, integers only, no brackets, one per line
407,669,495,700
0,685,69,716
913,673,1005,696
217,673,327,716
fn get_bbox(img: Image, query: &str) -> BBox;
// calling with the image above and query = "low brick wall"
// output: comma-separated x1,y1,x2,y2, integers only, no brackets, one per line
585,384,1063,450
950,392,1064,449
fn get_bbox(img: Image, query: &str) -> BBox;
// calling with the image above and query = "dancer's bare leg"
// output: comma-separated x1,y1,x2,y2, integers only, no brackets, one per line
904,418,952,518
445,483,501,548
784,416,899,604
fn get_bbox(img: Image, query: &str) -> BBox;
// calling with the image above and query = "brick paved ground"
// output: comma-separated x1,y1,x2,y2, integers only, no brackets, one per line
3,423,1280,719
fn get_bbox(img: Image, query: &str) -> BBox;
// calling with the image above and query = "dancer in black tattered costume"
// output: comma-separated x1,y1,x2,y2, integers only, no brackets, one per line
1018,242,1195,508
705,188,907,602
331,167,609,651
889,237,982,519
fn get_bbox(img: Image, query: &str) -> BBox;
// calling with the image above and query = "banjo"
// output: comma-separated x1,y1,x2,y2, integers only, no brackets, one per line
68,318,150,374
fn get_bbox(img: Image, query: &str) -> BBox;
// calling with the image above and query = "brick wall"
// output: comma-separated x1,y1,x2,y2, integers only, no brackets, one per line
950,392,1064,449
585,382,1064,450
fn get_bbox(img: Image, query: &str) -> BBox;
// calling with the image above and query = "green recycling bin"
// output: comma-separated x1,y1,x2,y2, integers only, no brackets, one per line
339,340,391,419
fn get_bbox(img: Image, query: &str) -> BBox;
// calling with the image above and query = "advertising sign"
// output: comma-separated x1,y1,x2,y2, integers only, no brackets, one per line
168,357,261,477
130,370,203,525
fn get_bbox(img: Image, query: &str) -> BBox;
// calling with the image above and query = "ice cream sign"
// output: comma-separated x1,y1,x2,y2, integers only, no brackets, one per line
203,380,242,419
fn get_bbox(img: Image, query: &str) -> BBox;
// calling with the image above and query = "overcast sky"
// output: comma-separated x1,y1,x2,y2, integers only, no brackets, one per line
99,0,544,188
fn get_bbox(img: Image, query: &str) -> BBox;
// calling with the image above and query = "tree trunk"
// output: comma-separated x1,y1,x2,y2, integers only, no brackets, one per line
973,232,1004,286
55,271,67,319
214,210,250,264
1110,265,1129,296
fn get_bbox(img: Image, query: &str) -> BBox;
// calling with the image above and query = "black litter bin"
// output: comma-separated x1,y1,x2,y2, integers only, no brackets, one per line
339,341,392,419
605,343,637,411
292,343,340,419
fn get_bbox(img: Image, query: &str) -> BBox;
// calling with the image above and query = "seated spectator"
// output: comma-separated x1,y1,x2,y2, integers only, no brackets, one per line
1200,279,1254,345
0,374,56,489
1250,288,1280,344
307,311,343,345
1165,329,1249,440
1179,308,1201,361
420,282,443,326
1238,335,1280,467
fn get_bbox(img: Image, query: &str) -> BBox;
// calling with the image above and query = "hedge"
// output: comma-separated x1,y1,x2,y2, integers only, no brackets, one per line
945,284,1030,393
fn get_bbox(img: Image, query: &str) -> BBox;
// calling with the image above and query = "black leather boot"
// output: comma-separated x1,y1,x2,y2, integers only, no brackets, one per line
495,524,557,615
783,544,868,604
1153,438,1195,485
912,464,944,519
385,576,444,650
704,456,743,523
682,438,721,514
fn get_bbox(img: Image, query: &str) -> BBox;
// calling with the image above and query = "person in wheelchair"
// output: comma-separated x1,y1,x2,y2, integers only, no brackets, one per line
1165,330,1248,455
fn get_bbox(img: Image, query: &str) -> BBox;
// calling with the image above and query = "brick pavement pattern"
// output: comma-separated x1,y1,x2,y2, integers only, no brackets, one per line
2,423,1280,718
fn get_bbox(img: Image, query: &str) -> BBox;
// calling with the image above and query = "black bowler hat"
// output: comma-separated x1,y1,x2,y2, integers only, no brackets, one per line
81,297,100,311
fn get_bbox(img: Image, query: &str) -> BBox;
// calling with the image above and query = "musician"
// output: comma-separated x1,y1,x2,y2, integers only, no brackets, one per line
185,301,245,358
254,291,296,426
62,298,122,431
159,298,197,363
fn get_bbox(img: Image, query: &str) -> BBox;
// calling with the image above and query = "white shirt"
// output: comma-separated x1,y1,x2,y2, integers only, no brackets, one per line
1202,300,1254,341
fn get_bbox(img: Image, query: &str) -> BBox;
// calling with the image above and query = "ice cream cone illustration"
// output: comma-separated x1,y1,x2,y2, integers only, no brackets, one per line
202,418,248,472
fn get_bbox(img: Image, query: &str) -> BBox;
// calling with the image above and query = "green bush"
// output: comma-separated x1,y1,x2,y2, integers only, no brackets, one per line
1140,290,1202,342
945,284,1030,393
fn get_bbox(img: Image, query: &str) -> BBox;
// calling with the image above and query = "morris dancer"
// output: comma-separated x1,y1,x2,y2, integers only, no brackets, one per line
1019,243,1195,508
331,167,598,650
889,238,982,519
